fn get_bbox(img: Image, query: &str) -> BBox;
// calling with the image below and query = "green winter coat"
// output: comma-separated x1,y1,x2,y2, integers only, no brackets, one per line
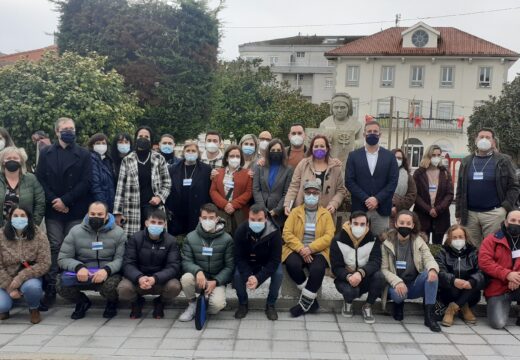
0,173,45,226
182,221,234,286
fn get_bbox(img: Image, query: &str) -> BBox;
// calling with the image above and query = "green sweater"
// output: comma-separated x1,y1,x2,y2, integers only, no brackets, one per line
0,173,45,226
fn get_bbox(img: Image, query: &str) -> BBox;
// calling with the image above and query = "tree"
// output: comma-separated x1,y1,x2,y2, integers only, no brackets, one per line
468,75,520,164
0,51,142,161
53,0,219,141
209,59,330,142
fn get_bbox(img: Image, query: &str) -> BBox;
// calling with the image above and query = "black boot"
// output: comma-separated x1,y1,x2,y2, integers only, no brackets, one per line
39,285,57,311
393,302,404,321
234,303,248,319
153,297,165,319
425,304,441,332
130,296,145,319
71,293,91,320
103,301,118,318
290,289,317,318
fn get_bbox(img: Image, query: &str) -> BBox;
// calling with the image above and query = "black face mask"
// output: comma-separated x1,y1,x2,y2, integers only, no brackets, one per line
4,160,21,172
89,217,105,232
136,137,151,152
397,226,413,238
508,224,520,237
269,152,283,163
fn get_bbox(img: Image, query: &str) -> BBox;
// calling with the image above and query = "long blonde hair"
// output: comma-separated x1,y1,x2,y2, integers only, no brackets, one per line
0,146,28,174
419,145,442,169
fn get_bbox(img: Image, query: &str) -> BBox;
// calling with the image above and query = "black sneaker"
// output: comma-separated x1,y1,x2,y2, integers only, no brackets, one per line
130,296,145,319
71,294,91,320
265,304,278,321
153,297,165,319
103,301,118,319
393,302,404,321
290,303,305,318
234,304,248,319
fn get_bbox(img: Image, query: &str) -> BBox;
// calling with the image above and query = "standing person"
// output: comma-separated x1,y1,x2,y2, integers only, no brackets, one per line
0,206,50,324
36,117,92,308
479,209,520,329
253,139,293,228
233,204,283,320
88,133,116,213
391,148,416,224
284,135,347,220
456,128,519,247
114,126,171,238
286,123,307,169
413,145,454,244
239,134,259,171
178,204,234,321
158,134,180,166
210,145,252,234
330,211,384,323
201,131,224,169
258,131,273,158
436,225,486,326
57,201,126,319
381,210,441,332
0,128,16,151
282,180,335,317
345,121,399,236
111,133,133,183
166,141,212,236
0,147,45,226
118,209,181,319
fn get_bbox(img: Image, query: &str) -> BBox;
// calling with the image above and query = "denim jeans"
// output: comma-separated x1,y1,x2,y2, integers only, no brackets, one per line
0,278,43,312
233,264,283,306
388,270,438,305
487,289,520,329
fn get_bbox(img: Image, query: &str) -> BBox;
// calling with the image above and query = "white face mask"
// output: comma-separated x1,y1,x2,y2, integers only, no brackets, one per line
259,140,269,151
201,219,217,233
228,158,241,169
205,142,219,153
451,239,466,251
290,135,304,147
396,159,403,168
430,156,442,167
351,225,366,239
93,144,107,156
476,138,492,152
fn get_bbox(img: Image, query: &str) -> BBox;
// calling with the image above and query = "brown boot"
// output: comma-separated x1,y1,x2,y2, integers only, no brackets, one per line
0,312,9,320
30,309,41,324
442,302,459,327
461,304,477,324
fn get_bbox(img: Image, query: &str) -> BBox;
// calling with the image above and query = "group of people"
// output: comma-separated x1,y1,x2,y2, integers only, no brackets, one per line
1,116,520,333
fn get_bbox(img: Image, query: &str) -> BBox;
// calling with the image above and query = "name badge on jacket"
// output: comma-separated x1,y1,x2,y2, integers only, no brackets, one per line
202,247,213,256
473,172,484,180
183,179,193,186
396,260,407,270
92,242,103,251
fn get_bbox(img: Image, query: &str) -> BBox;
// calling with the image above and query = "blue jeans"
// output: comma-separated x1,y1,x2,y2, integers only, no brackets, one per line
233,264,283,306
0,278,43,312
388,270,438,305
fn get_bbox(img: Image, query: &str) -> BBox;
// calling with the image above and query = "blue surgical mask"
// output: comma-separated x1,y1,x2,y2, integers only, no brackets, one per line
11,217,28,230
185,153,198,162
249,221,265,233
242,145,256,156
160,144,174,154
304,194,319,207
117,143,130,154
147,224,164,237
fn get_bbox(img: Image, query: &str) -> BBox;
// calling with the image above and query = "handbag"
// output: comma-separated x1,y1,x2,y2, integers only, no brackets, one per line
433,298,447,321
195,289,208,330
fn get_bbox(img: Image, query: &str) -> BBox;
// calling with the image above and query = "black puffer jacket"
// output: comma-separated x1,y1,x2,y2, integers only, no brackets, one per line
435,243,486,290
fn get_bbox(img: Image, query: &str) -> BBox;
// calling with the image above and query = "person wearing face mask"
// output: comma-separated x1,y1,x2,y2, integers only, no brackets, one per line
413,145,454,244
179,203,234,321
391,149,417,226
57,202,126,320
284,135,347,221
36,117,92,309
239,134,260,172
330,211,384,324
88,133,116,213
381,210,441,332
233,204,283,320
456,128,519,247
201,131,224,169
258,131,272,157
479,209,520,329
114,126,171,239
210,145,253,234
286,123,307,169
0,206,50,324
158,134,180,166
0,127,16,152
166,141,211,236
118,209,181,319
0,147,45,227
435,225,486,327
282,180,335,317
111,133,133,183
253,139,293,228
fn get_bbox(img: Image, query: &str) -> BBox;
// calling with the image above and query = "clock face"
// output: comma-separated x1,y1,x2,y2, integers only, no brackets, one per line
412,30,429,48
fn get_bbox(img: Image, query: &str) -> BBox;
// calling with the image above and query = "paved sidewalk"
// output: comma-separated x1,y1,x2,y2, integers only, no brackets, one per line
1,305,520,360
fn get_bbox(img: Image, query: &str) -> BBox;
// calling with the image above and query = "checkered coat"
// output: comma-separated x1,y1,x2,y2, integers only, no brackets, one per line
113,151,171,238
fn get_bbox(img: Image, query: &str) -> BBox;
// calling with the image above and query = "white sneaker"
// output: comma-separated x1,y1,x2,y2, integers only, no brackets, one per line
342,301,353,318
179,301,197,322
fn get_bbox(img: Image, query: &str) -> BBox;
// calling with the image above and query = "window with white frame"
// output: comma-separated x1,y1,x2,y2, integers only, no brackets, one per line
381,66,395,87
479,66,492,87
296,74,304,81
377,99,391,117
410,66,425,87
325,78,334,89
437,101,454,120
346,65,360,86
269,56,278,66
351,98,359,117
440,66,454,87
409,100,423,116
296,51,305,58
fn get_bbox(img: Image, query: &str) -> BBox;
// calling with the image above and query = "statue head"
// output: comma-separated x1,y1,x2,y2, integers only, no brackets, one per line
330,93,353,121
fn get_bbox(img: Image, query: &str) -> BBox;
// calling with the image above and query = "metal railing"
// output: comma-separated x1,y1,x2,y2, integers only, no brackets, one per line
375,116,464,134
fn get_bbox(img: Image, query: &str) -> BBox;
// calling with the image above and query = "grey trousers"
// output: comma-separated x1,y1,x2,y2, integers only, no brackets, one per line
367,210,390,237
487,289,520,329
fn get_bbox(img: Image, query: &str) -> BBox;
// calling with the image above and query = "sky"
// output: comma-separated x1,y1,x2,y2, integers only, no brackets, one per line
1,0,519,79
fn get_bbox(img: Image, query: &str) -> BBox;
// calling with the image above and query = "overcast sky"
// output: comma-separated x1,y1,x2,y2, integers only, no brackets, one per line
1,0,519,79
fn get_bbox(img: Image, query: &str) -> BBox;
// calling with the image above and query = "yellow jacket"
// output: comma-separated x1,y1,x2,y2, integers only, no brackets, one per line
282,205,335,264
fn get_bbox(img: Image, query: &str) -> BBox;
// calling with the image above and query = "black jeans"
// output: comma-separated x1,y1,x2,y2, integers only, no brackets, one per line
284,252,327,293
439,286,482,307
334,270,385,304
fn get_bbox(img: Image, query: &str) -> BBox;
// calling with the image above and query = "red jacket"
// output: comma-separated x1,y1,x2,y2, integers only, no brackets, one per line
479,227,520,298
210,168,253,218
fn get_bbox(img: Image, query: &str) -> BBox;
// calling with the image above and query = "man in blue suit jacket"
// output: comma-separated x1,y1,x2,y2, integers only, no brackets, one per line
345,121,398,236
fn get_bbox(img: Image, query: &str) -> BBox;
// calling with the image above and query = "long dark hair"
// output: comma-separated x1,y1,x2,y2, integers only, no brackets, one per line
4,206,36,241
264,138,287,167
222,145,244,168
306,135,331,162
391,148,410,173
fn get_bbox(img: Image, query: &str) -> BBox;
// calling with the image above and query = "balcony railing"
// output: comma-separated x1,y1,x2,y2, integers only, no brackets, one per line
375,116,464,134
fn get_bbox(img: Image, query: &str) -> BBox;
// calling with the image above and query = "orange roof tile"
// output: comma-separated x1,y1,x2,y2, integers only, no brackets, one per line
0,45,57,65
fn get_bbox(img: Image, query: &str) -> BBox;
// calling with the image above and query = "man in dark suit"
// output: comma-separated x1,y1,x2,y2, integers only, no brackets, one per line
36,117,92,308
345,121,398,236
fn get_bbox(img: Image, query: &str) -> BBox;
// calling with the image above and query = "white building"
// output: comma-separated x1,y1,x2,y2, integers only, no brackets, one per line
239,35,363,104
325,22,519,166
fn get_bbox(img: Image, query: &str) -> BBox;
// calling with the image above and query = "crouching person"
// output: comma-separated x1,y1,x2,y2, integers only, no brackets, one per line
118,209,181,319
381,210,441,332
233,204,283,320
479,209,520,329
436,224,486,326
330,211,384,324
179,203,234,321
57,201,125,319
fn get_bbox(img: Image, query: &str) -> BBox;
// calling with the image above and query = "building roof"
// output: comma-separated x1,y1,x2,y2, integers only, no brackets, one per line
325,27,519,57
240,35,364,47
0,45,58,66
